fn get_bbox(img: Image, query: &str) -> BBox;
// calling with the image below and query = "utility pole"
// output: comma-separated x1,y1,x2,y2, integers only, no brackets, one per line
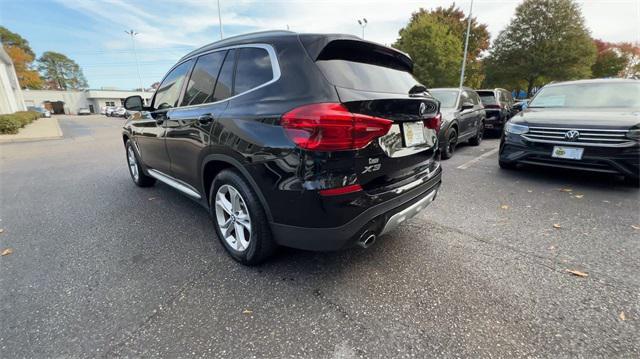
125,30,144,91
217,0,224,40
458,0,474,91
357,18,368,39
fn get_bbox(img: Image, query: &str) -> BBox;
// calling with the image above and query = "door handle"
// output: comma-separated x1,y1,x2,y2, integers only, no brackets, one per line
197,114,214,125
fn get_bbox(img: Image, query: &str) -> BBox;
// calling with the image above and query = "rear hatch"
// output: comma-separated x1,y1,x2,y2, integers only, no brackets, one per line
477,90,501,119
300,36,441,193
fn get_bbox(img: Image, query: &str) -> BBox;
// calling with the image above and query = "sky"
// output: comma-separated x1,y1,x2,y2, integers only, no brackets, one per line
1,0,639,90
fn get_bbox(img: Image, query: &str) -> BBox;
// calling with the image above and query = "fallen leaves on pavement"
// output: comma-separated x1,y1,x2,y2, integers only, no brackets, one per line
0,228,4,234
631,225,640,230
242,309,253,315
1,248,13,256
558,188,573,192
553,223,562,229
500,204,510,210
573,194,584,199
619,311,626,321
148,197,157,201
566,269,588,277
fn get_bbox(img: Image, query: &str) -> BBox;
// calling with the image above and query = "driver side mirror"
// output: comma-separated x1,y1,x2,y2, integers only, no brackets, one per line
461,101,474,111
124,95,144,111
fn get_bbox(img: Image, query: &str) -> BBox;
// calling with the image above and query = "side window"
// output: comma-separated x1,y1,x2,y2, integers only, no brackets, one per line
468,91,480,105
181,51,226,106
234,47,273,94
213,49,236,101
153,60,193,110
460,90,471,106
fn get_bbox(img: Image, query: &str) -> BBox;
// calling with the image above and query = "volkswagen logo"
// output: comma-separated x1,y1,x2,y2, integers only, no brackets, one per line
564,130,580,141
419,102,427,117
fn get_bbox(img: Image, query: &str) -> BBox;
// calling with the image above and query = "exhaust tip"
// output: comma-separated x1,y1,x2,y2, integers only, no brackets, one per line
357,232,377,248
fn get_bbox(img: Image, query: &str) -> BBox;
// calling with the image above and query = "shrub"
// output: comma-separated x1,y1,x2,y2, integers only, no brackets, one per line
0,111,41,134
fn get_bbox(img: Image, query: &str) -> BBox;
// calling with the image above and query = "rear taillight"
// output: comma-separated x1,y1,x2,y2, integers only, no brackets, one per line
319,184,363,196
281,103,393,151
423,113,442,133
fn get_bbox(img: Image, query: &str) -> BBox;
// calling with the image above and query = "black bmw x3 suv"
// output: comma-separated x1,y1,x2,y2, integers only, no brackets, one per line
122,31,443,264
499,79,640,182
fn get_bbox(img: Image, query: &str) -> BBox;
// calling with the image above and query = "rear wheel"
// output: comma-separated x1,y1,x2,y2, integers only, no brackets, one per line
469,120,484,146
441,127,457,160
210,169,276,265
125,140,156,187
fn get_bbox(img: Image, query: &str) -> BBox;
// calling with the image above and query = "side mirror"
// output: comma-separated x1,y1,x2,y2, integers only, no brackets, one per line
124,95,143,111
461,101,474,111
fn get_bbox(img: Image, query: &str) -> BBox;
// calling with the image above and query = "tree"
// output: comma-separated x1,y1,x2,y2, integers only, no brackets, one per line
483,0,596,94
38,51,88,90
591,39,626,78
429,5,490,87
0,26,42,89
393,12,463,87
618,42,640,79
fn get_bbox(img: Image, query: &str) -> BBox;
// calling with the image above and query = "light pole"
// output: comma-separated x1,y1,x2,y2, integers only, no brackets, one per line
458,0,474,91
125,30,144,91
217,0,224,40
357,18,368,39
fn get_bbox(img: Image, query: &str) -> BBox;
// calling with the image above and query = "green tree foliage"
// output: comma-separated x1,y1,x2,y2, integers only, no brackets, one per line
0,26,35,57
591,39,627,78
483,0,596,94
393,5,489,88
0,26,42,89
38,51,88,90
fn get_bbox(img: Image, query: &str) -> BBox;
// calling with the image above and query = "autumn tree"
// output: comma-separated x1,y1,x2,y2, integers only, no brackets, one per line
617,42,640,78
591,39,626,78
393,5,489,88
38,51,88,90
483,0,596,94
0,26,43,89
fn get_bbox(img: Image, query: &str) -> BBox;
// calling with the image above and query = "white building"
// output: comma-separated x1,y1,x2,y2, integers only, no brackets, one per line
0,46,27,115
22,89,154,115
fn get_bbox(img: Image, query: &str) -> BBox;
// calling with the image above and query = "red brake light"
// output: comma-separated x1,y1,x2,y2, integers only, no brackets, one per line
319,184,363,196
281,103,393,151
424,113,442,133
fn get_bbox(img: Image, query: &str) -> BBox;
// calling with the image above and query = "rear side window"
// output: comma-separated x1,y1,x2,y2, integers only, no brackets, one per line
313,40,421,94
214,49,236,101
181,51,226,106
234,47,273,94
153,60,193,110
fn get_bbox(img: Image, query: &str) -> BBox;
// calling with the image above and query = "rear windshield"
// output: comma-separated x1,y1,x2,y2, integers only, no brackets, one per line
313,40,422,94
477,91,496,105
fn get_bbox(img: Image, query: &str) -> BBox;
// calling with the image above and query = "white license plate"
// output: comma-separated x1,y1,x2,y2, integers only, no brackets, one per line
403,121,426,147
552,146,584,160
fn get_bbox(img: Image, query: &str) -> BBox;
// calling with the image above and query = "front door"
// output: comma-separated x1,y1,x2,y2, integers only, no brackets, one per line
132,59,193,174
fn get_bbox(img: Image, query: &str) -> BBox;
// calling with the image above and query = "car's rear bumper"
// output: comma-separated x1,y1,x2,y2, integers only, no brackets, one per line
500,133,640,178
484,112,504,129
270,166,442,251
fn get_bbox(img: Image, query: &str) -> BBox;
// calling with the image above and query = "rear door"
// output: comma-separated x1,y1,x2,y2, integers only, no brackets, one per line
305,39,440,191
165,50,231,187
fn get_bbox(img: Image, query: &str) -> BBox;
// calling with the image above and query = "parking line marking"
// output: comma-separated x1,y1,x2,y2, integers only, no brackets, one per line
457,148,499,170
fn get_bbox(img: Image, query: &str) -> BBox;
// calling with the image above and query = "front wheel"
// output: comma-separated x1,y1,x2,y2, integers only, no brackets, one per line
125,140,156,187
210,169,276,265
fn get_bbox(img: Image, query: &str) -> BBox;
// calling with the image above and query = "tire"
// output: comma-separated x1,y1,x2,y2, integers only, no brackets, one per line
441,127,458,160
125,140,156,187
499,159,517,170
210,169,276,265
468,120,484,146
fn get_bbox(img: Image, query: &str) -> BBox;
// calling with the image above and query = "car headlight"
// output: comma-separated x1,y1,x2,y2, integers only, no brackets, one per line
627,127,640,140
505,122,529,135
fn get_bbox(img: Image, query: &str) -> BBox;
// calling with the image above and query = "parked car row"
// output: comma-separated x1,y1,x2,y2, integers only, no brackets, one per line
27,106,51,118
101,106,127,117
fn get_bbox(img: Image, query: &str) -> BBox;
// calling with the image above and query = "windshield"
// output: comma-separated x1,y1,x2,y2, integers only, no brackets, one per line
529,82,640,108
430,90,459,108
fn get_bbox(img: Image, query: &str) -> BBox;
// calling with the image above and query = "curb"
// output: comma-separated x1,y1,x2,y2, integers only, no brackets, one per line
0,117,64,143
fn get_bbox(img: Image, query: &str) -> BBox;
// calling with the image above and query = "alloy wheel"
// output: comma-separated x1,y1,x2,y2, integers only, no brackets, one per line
127,146,139,181
215,184,252,252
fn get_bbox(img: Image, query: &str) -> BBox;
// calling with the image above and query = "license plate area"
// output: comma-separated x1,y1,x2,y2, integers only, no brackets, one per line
551,146,584,160
402,121,426,147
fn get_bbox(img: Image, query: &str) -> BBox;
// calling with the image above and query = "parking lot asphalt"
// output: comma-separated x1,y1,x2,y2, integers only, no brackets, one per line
1,115,638,358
